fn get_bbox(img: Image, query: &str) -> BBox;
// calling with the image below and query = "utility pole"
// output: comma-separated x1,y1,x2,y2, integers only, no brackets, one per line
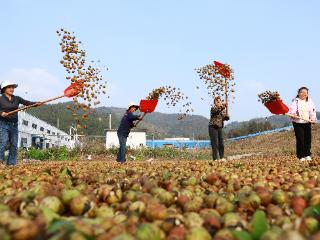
152,134,155,149
109,113,112,129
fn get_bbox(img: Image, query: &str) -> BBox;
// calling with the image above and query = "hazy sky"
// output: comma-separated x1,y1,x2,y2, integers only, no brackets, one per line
1,0,319,121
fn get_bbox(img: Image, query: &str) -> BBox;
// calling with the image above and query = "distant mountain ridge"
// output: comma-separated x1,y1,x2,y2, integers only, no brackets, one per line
27,102,209,139
27,102,320,139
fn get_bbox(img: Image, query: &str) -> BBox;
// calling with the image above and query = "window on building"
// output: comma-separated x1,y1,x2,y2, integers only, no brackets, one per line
47,130,51,134
32,123,37,129
22,120,28,126
40,127,44,132
52,132,55,135
21,138,27,148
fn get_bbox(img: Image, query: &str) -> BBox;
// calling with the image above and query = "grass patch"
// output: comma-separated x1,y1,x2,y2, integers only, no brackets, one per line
19,146,212,161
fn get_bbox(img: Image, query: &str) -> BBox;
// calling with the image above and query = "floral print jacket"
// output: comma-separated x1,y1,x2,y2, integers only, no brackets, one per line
209,105,229,128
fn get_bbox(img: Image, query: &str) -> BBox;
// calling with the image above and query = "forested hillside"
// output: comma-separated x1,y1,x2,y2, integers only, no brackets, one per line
27,102,318,139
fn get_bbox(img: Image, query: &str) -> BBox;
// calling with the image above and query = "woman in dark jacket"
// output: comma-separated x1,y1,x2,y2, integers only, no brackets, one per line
0,81,39,166
209,96,229,160
116,102,142,163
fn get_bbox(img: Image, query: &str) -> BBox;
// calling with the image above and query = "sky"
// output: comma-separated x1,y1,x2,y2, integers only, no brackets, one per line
0,0,319,121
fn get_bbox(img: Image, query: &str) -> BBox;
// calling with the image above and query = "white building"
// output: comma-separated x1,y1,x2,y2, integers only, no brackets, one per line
18,112,74,149
105,129,146,149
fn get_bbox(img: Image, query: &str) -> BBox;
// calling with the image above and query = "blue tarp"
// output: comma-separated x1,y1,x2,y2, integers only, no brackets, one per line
146,140,211,149
146,125,294,149
227,125,293,141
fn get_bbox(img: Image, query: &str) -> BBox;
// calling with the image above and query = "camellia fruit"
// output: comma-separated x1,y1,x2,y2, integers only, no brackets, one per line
291,196,306,216
186,227,211,240
62,189,81,205
136,223,162,240
70,195,93,216
40,196,64,214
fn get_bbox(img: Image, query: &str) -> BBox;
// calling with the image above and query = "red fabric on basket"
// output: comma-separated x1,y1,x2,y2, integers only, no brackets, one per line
214,61,224,67
264,99,289,115
139,100,158,113
64,80,84,97
213,61,231,78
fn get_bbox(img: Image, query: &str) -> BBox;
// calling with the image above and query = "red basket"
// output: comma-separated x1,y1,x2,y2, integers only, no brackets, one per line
139,99,158,113
264,99,289,115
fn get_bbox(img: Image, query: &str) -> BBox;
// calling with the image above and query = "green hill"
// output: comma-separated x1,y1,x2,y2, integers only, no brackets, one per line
27,102,209,139
27,102,318,139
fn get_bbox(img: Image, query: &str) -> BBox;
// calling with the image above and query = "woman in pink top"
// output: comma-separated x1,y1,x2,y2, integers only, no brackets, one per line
288,87,317,161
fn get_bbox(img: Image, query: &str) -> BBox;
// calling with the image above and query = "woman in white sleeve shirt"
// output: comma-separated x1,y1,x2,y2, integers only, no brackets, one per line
288,87,317,161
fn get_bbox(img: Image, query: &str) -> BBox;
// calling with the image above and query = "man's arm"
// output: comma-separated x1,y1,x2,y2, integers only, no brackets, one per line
127,112,140,121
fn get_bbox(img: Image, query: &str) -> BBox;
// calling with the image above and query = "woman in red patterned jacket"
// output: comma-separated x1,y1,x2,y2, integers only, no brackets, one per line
208,96,230,161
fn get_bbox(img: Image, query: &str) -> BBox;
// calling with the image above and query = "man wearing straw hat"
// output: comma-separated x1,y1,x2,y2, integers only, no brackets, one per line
116,102,142,163
0,81,40,166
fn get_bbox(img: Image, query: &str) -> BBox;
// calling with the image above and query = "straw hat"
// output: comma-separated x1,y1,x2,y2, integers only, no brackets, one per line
128,101,139,110
1,81,18,90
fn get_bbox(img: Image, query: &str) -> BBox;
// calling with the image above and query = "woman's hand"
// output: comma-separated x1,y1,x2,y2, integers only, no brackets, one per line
310,119,317,124
290,114,300,119
1,112,9,117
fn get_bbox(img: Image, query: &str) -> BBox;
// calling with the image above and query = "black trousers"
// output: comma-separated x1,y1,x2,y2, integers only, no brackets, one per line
293,122,312,159
209,125,224,160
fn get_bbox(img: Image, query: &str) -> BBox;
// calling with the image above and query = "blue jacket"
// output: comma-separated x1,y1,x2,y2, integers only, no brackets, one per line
117,111,140,137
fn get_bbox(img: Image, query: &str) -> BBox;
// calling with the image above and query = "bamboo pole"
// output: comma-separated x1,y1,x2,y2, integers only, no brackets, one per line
7,95,65,116
225,76,229,116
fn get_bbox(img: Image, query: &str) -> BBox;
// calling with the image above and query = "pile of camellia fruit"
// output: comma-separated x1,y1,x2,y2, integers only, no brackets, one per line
195,62,236,103
146,86,193,120
258,91,281,104
0,156,320,239
57,28,107,130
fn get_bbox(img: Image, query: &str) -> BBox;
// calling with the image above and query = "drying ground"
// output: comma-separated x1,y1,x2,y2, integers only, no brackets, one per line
1,155,320,239
0,126,320,239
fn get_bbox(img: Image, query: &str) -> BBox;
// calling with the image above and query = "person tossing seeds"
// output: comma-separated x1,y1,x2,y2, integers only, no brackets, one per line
208,96,230,161
288,87,317,161
116,102,143,163
0,81,42,166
